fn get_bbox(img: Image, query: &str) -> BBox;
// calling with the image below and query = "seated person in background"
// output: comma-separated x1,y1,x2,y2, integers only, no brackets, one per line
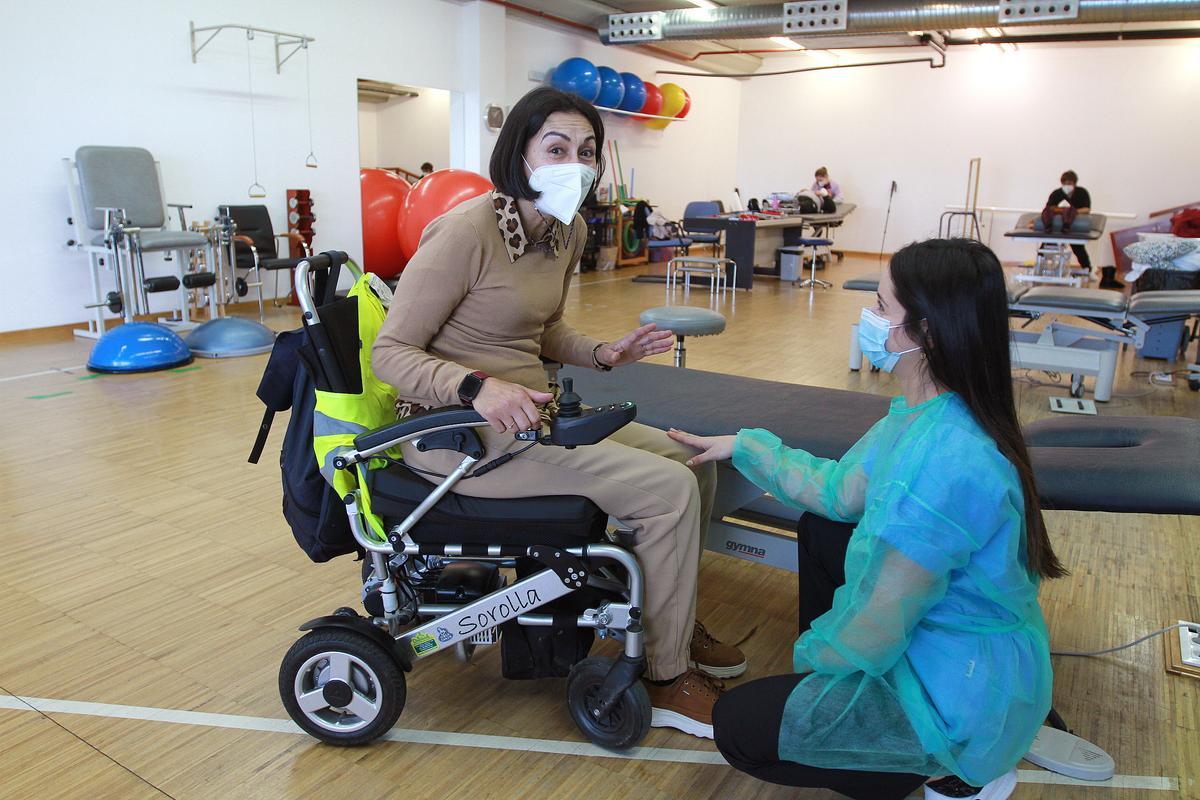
811,167,841,213
419,161,434,177
1041,170,1093,273
669,238,1064,800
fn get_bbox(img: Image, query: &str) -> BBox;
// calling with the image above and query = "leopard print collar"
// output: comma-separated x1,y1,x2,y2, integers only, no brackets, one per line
491,190,570,262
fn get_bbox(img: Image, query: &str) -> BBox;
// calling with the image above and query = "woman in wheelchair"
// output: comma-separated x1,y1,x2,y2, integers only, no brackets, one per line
372,86,745,738
670,239,1064,799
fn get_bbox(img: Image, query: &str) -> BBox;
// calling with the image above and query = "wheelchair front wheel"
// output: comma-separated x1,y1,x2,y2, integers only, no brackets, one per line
567,656,651,749
279,629,406,746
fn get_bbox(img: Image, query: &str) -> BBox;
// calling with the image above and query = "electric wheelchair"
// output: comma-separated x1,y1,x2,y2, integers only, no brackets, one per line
277,252,654,749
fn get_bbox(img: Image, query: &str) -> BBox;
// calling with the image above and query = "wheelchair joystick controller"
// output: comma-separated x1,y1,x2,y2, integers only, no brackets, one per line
543,378,638,449
557,378,583,418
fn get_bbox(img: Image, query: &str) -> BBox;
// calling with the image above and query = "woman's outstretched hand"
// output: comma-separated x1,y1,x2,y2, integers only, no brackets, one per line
596,323,675,368
667,428,736,467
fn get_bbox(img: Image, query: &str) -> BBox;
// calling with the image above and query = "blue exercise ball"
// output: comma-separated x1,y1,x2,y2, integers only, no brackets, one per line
618,72,646,112
595,66,625,109
551,58,600,102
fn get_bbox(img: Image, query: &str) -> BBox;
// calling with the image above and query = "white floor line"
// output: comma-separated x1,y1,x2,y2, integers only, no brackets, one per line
0,365,87,384
0,694,1181,790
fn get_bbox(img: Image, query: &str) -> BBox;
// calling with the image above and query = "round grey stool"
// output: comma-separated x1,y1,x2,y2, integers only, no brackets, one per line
639,306,726,368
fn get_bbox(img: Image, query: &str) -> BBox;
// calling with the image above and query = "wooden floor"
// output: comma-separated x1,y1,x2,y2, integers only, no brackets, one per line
1,255,1197,800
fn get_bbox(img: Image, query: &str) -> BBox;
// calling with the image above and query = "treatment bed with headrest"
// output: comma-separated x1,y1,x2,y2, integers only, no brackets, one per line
843,275,1200,400
564,362,1200,568
1005,212,1108,287
563,361,1200,783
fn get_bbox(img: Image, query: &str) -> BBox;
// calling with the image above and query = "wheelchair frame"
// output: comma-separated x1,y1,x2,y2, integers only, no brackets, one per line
279,253,653,749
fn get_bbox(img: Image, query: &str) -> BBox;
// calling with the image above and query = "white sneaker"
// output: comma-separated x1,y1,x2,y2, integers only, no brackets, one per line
925,768,1018,800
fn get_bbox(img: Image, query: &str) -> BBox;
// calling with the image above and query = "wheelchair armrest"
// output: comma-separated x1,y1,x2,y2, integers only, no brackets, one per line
353,406,486,454
233,235,260,267
275,231,312,256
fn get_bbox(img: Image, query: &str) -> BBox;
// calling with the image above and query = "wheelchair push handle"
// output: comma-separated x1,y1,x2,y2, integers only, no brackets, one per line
293,251,362,321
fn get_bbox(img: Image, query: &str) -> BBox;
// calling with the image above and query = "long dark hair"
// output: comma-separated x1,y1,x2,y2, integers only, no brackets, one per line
489,87,606,201
890,238,1067,580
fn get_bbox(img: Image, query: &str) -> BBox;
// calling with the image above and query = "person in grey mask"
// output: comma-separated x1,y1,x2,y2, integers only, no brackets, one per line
372,87,746,738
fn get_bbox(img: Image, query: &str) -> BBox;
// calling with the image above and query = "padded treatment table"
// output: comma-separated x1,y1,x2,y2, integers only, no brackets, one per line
1006,212,1107,287
843,275,1200,399
1005,212,1108,242
1010,286,1200,399
564,362,1200,571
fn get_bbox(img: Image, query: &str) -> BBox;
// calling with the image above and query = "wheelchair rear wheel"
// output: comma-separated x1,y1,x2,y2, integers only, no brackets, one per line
566,656,651,749
279,629,406,746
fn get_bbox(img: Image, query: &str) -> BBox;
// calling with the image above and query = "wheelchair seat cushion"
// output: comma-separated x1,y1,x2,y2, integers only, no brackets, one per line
365,462,608,547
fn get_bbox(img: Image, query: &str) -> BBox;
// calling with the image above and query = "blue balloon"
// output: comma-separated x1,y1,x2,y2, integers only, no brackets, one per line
618,72,646,112
551,57,600,103
595,66,625,109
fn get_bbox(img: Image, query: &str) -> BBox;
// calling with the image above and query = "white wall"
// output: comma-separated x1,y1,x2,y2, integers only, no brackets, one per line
2,0,465,333
736,40,1200,265
504,15,743,223
358,89,452,172
358,105,380,168
10,1,1198,336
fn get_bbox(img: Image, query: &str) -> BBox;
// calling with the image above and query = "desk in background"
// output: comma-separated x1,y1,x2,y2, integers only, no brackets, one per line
682,204,857,290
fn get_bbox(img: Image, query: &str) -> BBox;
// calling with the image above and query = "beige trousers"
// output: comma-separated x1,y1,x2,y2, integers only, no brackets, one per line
401,421,717,679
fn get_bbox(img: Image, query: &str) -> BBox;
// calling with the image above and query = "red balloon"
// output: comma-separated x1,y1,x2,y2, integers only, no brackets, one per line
398,169,494,260
360,168,411,278
639,82,663,119
676,90,691,119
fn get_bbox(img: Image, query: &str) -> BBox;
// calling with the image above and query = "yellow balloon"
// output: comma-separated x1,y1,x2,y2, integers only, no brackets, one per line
646,82,687,130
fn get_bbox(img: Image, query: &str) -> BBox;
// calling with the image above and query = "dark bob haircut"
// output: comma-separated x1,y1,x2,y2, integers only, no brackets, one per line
489,87,606,201
1060,170,1078,184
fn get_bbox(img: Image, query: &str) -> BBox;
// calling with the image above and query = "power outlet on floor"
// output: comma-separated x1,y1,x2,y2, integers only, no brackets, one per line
1180,621,1200,669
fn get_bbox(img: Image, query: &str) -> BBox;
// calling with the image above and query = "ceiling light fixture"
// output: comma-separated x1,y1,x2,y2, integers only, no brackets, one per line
687,0,719,7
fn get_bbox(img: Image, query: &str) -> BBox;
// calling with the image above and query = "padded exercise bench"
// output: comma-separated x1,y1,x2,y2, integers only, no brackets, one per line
842,275,1200,399
1005,212,1108,287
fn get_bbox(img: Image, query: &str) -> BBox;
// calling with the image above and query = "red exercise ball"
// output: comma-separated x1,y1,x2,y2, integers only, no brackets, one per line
640,82,663,119
397,169,494,260
676,89,692,119
360,168,411,278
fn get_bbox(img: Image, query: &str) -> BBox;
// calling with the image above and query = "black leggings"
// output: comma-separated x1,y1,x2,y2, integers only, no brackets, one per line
712,514,929,800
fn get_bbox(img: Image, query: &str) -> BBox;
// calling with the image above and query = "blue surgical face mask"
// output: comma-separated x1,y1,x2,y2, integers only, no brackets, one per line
858,307,921,372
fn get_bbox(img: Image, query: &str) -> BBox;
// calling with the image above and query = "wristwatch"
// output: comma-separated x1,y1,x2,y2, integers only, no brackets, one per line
592,343,613,372
457,370,489,405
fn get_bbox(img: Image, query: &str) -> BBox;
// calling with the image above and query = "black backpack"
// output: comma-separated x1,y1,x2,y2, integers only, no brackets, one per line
795,194,819,213
249,328,359,563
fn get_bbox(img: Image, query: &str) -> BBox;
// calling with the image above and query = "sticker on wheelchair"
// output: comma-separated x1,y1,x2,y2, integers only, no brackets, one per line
411,632,438,656
436,626,453,643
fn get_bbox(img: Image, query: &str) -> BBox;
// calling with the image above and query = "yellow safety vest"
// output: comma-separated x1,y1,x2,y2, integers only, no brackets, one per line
311,274,396,542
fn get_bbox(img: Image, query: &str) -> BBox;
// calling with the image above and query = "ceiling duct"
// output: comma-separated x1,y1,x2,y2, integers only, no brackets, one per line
599,1,1200,44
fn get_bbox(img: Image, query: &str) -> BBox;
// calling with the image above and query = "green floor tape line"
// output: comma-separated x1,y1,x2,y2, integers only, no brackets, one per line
77,374,103,381
171,365,202,373
27,391,73,400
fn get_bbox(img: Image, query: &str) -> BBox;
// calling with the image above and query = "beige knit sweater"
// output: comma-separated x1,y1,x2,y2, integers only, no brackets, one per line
372,192,600,408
